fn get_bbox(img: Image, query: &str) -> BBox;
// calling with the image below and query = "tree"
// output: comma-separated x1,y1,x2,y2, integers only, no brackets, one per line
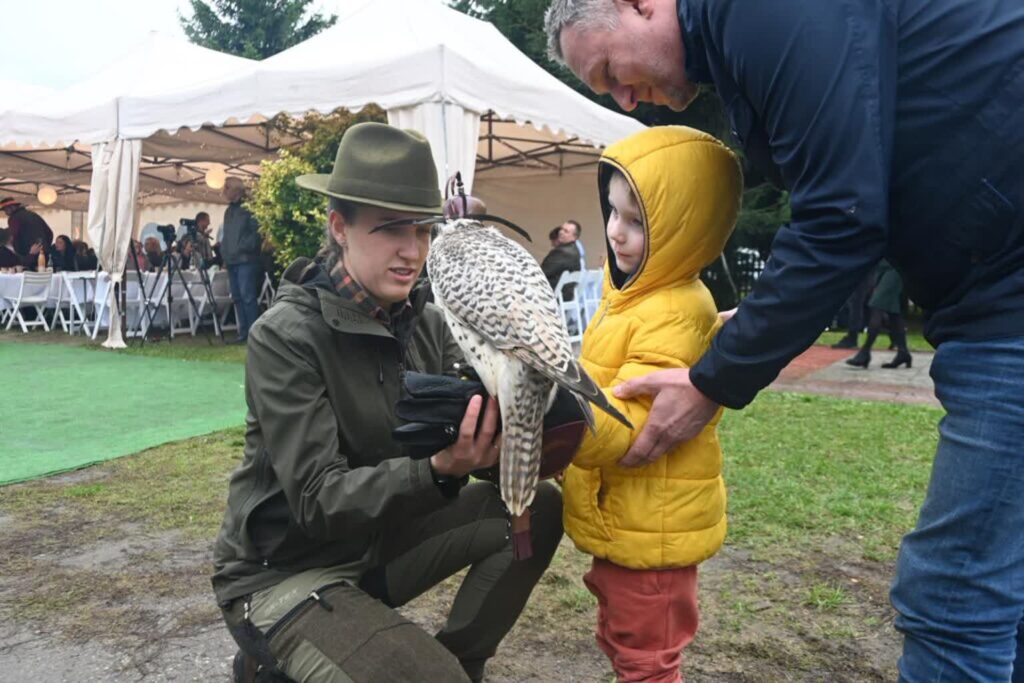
180,0,337,59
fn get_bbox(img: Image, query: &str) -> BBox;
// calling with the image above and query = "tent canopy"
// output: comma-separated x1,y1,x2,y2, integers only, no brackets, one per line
1,0,641,244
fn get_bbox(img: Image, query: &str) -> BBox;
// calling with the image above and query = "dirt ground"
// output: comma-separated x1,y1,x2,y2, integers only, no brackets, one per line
0,466,902,682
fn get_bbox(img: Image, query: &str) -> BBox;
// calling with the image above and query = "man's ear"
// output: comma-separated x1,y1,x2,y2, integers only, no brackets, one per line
631,0,654,19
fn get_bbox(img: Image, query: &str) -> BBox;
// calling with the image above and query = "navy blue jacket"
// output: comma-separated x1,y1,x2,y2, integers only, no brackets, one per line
682,0,1024,408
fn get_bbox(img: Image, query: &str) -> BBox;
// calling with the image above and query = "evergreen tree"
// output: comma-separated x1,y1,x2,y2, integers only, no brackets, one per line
180,0,336,59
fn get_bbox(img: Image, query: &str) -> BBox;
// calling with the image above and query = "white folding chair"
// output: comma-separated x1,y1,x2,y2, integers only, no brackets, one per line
5,272,53,333
205,269,238,332
185,269,224,336
116,272,166,339
48,272,89,334
165,270,196,337
579,269,604,330
553,270,584,347
83,273,112,339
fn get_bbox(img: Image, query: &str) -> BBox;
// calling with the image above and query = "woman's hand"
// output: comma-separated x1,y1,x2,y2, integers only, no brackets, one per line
430,395,501,477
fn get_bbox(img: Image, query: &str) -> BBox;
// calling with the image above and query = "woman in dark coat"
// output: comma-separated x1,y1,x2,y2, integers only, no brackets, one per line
73,240,98,271
846,260,913,368
50,235,78,272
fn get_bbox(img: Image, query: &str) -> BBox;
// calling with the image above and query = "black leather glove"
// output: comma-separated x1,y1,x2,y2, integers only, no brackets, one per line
470,387,587,485
392,371,491,459
393,371,589,482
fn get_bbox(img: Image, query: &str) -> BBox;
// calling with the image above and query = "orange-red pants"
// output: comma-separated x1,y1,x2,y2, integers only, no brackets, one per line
583,558,699,683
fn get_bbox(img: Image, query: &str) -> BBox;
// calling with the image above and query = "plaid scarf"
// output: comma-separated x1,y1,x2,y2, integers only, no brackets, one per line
329,260,412,331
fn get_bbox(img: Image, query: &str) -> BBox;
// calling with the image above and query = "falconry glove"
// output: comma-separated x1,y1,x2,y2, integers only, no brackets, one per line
392,371,587,480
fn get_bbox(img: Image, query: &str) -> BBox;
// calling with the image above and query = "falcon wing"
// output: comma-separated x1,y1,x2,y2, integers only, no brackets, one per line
429,223,632,429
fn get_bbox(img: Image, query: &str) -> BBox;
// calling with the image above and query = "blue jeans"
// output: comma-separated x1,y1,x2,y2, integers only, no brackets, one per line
227,262,262,341
891,336,1024,682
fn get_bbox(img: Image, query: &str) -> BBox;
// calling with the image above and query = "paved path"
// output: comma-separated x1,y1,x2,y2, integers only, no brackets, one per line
770,345,939,408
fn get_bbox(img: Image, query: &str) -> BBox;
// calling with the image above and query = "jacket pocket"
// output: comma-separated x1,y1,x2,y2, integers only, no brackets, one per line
584,468,614,542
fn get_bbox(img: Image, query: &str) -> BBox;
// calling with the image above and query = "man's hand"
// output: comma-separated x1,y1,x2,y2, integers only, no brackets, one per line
613,368,720,467
718,308,738,324
430,395,501,477
28,243,41,256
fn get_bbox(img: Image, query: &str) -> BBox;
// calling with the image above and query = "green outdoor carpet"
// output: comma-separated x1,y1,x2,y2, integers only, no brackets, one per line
0,342,246,485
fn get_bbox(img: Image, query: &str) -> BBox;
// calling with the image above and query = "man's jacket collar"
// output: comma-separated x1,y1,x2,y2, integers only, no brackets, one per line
677,0,712,85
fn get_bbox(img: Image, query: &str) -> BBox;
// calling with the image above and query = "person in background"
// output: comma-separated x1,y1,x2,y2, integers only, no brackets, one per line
831,272,874,349
0,197,52,263
221,177,262,342
845,260,913,369
563,219,586,269
50,234,78,272
0,227,25,269
548,226,561,249
176,237,195,270
540,221,582,295
193,211,214,263
73,240,98,271
127,240,149,272
143,237,163,271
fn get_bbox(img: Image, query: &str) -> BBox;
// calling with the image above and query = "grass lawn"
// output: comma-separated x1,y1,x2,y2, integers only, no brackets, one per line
0,327,247,364
0,384,940,678
817,329,933,353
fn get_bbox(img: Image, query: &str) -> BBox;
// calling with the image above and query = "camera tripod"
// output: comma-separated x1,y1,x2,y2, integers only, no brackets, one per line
130,236,225,347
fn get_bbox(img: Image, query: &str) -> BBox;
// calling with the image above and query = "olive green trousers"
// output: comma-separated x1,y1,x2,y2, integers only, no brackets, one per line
222,482,563,682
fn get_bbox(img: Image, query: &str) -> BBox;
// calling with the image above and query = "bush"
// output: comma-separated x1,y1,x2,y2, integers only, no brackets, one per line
247,107,387,270
246,151,326,269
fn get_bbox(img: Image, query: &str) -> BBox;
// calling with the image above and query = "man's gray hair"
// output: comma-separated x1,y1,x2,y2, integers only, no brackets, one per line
544,0,620,64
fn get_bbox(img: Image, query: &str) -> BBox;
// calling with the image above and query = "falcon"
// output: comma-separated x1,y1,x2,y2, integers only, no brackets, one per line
427,218,632,553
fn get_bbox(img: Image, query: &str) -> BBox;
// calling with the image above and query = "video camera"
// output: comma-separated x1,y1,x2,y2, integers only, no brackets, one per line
180,217,199,242
156,224,177,248
181,218,212,244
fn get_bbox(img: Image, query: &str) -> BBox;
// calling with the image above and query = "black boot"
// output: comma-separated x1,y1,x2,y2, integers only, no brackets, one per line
882,349,912,368
845,348,871,368
882,322,912,368
233,650,258,683
831,334,859,349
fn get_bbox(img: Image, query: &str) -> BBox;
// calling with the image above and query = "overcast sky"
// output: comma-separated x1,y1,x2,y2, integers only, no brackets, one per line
1,0,339,89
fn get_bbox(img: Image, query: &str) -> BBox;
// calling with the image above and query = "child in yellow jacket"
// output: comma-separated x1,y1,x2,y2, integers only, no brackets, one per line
563,126,742,682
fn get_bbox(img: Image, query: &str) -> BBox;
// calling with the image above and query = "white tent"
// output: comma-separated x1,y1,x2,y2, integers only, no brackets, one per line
0,33,297,213
1,0,643,346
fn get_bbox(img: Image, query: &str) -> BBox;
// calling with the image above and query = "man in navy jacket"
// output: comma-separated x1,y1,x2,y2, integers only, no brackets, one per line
547,0,1024,678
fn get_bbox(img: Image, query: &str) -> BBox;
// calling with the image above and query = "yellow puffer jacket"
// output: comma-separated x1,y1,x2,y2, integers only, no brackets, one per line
563,126,742,569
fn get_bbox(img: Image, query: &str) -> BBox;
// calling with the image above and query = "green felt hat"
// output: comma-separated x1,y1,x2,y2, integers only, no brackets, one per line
296,122,442,214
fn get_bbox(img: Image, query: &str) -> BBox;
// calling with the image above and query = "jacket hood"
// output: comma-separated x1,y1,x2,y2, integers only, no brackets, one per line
273,257,335,310
598,126,742,302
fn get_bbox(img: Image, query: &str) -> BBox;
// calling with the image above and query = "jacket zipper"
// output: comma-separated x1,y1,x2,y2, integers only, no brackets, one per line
590,301,611,331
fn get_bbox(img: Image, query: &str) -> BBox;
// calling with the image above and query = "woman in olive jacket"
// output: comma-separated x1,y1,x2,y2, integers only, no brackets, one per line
846,260,913,368
212,124,562,683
